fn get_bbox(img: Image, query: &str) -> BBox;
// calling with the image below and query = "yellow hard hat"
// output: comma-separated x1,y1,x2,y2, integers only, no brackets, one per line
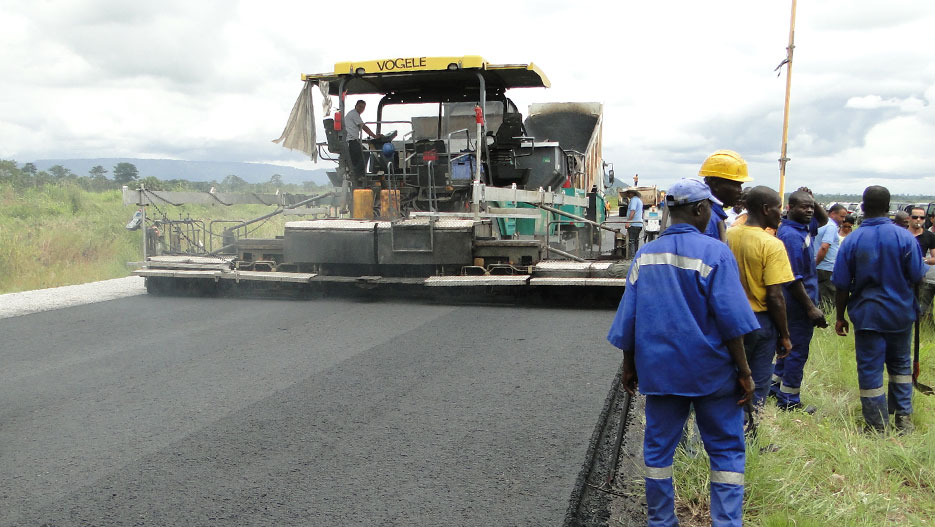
698,149,753,182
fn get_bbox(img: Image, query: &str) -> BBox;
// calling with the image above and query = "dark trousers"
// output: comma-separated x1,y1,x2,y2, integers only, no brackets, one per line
771,307,814,406
855,327,913,430
627,226,642,258
919,281,935,323
347,140,365,181
743,312,778,407
817,269,835,308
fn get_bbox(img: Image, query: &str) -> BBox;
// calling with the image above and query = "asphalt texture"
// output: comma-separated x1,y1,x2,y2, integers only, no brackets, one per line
0,294,621,526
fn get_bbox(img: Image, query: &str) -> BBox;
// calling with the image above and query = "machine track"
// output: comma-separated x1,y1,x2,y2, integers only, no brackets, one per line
141,275,626,307
563,362,646,526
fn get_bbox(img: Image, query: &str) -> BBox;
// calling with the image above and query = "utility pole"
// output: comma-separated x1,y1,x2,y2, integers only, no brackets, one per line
777,0,797,206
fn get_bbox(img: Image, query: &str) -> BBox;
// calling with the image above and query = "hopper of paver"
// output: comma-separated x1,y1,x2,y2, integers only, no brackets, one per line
522,102,604,192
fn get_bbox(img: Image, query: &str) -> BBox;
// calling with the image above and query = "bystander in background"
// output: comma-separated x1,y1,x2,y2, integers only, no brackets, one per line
623,189,644,258
894,211,910,229
815,204,847,307
909,206,935,322
840,215,855,237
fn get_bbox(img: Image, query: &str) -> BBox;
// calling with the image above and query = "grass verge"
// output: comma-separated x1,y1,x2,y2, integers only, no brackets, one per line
671,320,935,526
0,184,290,294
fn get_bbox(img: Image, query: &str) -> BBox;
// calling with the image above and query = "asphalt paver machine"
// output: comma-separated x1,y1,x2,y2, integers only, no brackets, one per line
128,56,628,300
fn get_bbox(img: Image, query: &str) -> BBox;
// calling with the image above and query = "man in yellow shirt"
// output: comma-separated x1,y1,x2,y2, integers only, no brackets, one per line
726,186,795,407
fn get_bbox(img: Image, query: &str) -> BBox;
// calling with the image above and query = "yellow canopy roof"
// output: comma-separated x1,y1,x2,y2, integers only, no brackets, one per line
301,55,550,95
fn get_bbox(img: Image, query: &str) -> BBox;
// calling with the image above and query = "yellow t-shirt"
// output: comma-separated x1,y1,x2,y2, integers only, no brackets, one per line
726,224,794,312
729,213,776,236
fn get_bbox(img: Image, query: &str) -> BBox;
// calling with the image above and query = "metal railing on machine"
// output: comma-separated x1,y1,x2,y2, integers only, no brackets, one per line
123,186,334,261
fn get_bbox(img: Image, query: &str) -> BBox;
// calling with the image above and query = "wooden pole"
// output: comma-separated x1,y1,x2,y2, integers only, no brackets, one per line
778,0,797,206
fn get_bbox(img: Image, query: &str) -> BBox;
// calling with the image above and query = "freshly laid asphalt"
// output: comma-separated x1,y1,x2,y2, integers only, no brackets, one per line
0,294,621,526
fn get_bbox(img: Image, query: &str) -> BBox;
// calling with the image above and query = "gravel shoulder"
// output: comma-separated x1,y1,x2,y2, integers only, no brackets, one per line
0,277,145,319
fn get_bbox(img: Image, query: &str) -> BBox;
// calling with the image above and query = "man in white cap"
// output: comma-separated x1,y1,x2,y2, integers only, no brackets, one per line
609,178,758,527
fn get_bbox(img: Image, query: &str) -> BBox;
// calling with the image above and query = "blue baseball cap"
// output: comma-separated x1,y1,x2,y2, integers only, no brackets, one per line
665,178,723,207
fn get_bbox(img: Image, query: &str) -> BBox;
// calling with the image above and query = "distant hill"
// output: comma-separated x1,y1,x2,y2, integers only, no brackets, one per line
31,158,330,186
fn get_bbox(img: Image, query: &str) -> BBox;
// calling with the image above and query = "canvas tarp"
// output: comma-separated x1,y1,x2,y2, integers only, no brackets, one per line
273,81,331,162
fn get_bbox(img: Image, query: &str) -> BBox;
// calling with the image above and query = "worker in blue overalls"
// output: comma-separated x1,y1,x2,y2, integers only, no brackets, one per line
608,179,759,526
771,190,829,412
833,185,926,433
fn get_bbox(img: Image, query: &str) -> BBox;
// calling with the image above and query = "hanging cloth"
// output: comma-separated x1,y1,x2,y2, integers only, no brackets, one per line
273,81,317,161
319,81,332,117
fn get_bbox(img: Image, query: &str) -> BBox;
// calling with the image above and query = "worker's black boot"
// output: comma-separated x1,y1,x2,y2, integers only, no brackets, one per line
862,423,886,435
894,414,914,435
776,401,817,415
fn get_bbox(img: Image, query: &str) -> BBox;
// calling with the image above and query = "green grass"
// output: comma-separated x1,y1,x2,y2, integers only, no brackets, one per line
0,183,292,294
0,184,137,293
670,320,935,526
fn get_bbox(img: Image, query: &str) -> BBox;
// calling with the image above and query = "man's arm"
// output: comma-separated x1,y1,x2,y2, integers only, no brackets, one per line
765,283,793,357
813,201,829,228
788,279,828,327
621,349,637,395
361,123,377,139
815,242,831,265
726,336,754,405
927,245,935,266
834,288,850,336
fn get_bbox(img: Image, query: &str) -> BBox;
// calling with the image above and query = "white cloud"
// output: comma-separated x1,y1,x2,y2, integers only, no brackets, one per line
791,115,935,193
847,116,935,173
2,0,935,193
846,95,926,111
811,0,935,31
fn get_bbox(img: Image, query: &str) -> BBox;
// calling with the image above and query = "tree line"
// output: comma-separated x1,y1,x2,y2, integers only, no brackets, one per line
0,160,326,194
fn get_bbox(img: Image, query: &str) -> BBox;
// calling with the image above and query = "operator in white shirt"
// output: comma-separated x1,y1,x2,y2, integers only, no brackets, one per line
345,100,377,182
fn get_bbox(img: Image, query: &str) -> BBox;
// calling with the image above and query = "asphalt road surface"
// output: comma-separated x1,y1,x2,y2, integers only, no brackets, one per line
0,294,620,526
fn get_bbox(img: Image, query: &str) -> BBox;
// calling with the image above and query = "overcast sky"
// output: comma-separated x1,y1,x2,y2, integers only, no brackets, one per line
2,0,934,194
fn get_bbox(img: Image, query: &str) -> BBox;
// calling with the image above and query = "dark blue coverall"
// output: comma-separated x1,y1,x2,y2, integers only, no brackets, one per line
831,217,926,429
771,218,819,406
608,223,759,526
704,201,728,240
